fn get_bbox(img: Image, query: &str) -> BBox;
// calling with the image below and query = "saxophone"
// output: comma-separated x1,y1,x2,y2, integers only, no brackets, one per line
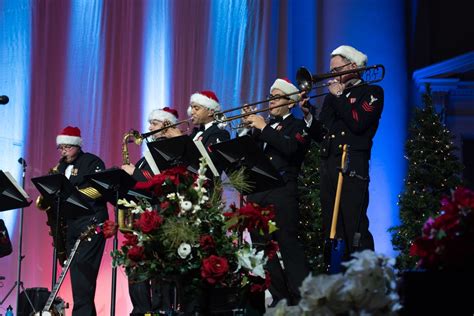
119,130,144,233
36,159,69,266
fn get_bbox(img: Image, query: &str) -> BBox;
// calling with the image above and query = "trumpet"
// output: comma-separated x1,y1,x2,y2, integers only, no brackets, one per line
213,64,385,124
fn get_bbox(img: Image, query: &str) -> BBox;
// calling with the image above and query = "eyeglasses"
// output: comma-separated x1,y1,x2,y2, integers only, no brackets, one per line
266,94,290,102
330,62,352,74
57,144,76,151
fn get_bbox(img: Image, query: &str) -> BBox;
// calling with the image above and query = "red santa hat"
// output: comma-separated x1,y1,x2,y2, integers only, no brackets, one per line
188,90,220,116
148,107,179,124
331,45,368,67
56,126,82,147
270,78,301,102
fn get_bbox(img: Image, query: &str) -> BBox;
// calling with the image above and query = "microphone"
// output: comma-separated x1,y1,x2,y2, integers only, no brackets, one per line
0,95,9,105
18,157,27,167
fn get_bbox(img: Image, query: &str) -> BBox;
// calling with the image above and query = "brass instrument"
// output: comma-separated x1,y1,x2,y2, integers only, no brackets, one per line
122,129,143,165
36,160,68,266
213,64,385,124
119,130,143,232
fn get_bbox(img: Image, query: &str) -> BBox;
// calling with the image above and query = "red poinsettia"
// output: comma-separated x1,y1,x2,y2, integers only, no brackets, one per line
410,186,474,271
250,271,272,293
134,166,190,195
225,202,276,234
201,255,229,285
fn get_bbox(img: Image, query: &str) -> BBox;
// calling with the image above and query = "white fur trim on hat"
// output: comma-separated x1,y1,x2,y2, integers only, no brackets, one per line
270,79,301,102
56,135,82,147
189,93,220,111
188,92,220,116
148,109,178,124
331,45,367,67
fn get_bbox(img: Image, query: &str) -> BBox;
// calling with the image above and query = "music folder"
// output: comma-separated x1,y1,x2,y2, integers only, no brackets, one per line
31,174,93,219
84,168,152,205
0,170,32,212
209,135,283,195
146,135,219,178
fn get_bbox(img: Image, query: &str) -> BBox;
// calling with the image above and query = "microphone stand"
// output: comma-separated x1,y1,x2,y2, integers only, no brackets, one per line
16,158,35,313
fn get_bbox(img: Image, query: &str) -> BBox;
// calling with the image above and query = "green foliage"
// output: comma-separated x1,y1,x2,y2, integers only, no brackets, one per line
298,142,326,275
227,167,255,194
389,85,463,270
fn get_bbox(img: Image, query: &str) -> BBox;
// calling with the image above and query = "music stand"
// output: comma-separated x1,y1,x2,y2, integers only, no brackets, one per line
83,168,140,316
31,174,93,293
0,169,33,312
146,135,218,178
0,170,31,212
209,136,283,196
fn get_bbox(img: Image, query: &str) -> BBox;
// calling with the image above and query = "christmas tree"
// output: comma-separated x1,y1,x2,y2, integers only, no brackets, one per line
389,85,463,270
298,142,326,274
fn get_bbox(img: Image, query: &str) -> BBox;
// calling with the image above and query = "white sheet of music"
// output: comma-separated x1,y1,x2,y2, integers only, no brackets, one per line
3,171,30,199
194,140,219,177
143,150,160,175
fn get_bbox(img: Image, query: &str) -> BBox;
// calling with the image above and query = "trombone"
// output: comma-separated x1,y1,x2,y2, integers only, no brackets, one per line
214,64,385,124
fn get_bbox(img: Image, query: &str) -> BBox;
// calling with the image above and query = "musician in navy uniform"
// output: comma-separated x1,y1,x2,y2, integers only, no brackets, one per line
121,107,180,315
244,78,311,306
302,45,384,258
187,90,230,148
122,107,181,182
55,126,108,316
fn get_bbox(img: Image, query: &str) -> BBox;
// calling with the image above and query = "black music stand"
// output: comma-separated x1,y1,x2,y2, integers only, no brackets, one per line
147,135,219,178
209,136,283,196
83,168,141,316
0,170,33,312
31,174,93,293
0,170,31,212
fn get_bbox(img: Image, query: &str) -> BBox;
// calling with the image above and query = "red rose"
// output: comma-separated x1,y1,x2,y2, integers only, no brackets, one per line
134,210,163,234
200,255,229,285
199,235,216,252
101,220,117,239
123,233,138,247
127,245,145,262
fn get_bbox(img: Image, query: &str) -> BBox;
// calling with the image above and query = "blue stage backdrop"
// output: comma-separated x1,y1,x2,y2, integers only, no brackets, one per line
0,0,406,314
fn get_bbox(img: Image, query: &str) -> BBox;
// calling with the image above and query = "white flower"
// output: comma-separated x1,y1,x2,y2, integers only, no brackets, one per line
177,243,191,259
167,193,177,200
295,250,400,315
299,273,348,313
236,247,267,278
180,201,193,211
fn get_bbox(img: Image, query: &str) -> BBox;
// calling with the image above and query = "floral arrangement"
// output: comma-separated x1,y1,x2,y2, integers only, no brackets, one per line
410,186,474,271
110,158,277,294
266,250,401,316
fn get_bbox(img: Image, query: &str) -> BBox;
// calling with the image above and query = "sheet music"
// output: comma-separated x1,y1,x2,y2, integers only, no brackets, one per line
3,171,29,199
194,140,219,177
144,150,160,175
